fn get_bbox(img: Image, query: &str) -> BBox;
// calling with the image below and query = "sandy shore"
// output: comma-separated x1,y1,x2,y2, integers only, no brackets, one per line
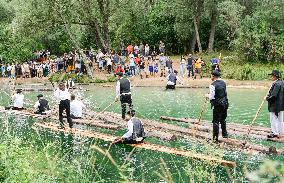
0,75,272,89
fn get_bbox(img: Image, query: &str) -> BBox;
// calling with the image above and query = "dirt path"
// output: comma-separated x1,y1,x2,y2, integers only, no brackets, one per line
0,75,272,89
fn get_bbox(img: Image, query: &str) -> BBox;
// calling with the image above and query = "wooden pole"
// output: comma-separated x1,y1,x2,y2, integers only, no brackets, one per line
243,85,272,142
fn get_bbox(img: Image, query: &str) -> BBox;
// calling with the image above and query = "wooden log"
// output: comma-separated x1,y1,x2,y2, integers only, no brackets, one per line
160,116,271,134
267,136,284,143
147,130,177,141
101,112,283,154
33,122,236,168
0,109,120,130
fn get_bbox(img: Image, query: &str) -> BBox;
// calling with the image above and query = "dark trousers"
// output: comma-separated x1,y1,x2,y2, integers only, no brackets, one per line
59,100,73,128
120,94,133,119
188,66,194,77
212,106,228,141
166,85,175,90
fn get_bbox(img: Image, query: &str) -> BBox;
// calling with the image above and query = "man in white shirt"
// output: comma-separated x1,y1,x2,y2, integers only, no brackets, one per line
54,82,72,129
70,94,86,119
12,89,24,110
112,110,146,144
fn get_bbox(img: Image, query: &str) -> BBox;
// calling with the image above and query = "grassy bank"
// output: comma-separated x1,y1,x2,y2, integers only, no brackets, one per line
173,52,284,80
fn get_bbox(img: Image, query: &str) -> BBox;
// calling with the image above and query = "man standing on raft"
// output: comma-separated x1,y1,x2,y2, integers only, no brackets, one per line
206,70,229,142
115,72,133,119
266,70,284,139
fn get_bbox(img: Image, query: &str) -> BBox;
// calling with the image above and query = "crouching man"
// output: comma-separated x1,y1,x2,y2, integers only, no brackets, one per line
112,110,146,144
34,94,50,115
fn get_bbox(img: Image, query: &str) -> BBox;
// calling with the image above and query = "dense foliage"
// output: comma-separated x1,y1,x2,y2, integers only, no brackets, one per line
0,0,284,63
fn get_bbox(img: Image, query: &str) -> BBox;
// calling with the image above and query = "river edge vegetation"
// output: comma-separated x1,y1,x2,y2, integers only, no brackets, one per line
0,116,284,182
0,0,284,63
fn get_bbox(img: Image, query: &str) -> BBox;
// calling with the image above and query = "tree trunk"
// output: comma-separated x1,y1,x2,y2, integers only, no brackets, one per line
97,0,111,52
207,4,217,52
193,16,202,53
189,0,204,53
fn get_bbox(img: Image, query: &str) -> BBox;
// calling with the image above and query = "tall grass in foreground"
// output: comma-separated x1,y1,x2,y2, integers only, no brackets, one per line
0,114,284,182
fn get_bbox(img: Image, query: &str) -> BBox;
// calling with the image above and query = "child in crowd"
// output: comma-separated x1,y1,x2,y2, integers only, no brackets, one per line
154,62,159,77
148,57,154,76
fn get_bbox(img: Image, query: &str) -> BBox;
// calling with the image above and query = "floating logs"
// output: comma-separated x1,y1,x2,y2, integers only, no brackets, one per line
98,112,283,155
160,116,271,135
0,108,120,130
34,122,236,168
0,108,176,141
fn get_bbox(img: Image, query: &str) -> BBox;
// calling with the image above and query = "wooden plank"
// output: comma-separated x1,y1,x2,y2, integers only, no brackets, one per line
33,122,236,168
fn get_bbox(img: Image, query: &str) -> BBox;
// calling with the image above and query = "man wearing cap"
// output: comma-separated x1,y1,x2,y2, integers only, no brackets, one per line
266,70,284,138
54,82,72,129
34,94,50,115
115,72,133,119
206,70,229,142
11,89,24,110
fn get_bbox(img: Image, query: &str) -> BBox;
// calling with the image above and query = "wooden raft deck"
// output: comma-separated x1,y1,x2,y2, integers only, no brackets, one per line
34,122,236,168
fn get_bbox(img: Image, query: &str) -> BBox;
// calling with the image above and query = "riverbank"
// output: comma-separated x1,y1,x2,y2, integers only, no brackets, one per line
0,76,272,89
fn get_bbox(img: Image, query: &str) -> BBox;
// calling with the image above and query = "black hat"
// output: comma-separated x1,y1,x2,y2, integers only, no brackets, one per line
268,70,281,78
37,94,43,98
16,89,22,93
118,72,123,77
212,70,221,77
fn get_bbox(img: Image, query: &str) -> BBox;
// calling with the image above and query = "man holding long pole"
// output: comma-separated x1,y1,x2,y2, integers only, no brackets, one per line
115,72,133,119
266,70,284,139
206,70,229,142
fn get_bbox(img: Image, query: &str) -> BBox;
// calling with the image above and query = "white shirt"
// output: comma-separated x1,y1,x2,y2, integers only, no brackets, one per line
34,101,40,109
209,84,215,100
54,88,71,102
122,117,143,139
70,99,86,117
12,93,24,108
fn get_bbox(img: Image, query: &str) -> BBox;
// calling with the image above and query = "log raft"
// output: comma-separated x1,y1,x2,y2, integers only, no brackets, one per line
99,112,283,155
0,108,176,141
160,116,271,135
34,122,236,168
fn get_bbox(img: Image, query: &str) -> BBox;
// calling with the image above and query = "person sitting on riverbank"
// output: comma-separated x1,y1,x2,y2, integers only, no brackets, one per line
166,70,183,90
266,70,284,139
112,110,146,144
34,94,50,115
70,94,86,119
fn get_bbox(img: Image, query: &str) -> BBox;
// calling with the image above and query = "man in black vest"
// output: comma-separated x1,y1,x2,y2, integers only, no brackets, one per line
266,70,284,138
115,72,133,119
34,94,50,114
206,70,229,142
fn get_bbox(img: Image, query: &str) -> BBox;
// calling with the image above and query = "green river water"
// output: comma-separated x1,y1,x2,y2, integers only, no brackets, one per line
0,86,283,182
